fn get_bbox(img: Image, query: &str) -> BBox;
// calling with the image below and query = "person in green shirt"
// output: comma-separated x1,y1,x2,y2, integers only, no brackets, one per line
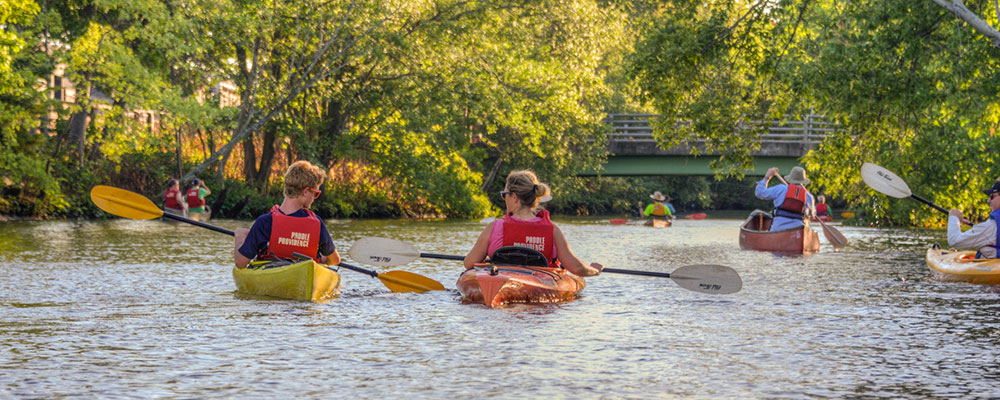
185,178,212,220
644,191,674,225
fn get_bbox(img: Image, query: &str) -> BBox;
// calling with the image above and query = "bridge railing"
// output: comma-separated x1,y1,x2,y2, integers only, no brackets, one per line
606,113,840,145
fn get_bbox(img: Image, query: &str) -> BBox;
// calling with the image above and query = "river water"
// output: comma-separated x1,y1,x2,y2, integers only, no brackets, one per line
1,216,998,398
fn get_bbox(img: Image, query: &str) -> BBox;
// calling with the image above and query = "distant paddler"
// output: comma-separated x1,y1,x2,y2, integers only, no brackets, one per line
163,178,187,217
644,191,674,226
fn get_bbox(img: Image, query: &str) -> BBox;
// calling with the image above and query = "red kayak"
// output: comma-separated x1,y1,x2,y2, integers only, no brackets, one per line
686,212,707,220
457,264,586,308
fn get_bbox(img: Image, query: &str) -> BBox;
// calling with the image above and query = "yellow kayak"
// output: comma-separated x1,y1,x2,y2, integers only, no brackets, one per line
925,247,1000,285
232,259,342,301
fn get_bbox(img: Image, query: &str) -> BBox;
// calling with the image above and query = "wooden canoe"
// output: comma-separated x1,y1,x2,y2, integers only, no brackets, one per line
739,210,819,255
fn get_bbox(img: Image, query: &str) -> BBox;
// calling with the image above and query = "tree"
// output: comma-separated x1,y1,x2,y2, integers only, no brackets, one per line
627,0,1000,225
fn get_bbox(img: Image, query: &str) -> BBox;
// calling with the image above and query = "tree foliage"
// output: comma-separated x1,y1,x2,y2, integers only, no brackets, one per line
628,0,1000,226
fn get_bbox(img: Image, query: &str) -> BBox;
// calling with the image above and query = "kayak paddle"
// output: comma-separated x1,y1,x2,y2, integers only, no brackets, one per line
89,185,445,293
860,162,972,226
774,175,848,249
349,236,743,294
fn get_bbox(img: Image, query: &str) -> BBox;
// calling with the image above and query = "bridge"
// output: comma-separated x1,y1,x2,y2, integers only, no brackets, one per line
580,113,838,176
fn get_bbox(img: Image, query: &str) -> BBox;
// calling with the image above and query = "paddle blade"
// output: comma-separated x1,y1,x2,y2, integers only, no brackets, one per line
819,220,848,249
670,264,743,294
90,185,164,220
378,270,446,293
860,163,911,198
349,237,421,267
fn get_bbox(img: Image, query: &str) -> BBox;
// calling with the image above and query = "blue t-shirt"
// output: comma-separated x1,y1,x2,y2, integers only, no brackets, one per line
238,209,336,260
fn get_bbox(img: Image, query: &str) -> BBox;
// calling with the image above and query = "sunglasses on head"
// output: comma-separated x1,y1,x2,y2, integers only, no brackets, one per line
499,190,512,200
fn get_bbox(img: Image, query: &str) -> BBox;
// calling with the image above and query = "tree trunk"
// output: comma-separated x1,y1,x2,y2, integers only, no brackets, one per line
242,131,257,182
176,129,184,178
482,157,503,192
255,123,278,188
69,109,88,168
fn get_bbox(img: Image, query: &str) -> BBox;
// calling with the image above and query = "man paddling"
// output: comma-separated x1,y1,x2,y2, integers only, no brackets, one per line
644,191,674,225
755,166,816,231
946,179,1000,258
234,161,341,269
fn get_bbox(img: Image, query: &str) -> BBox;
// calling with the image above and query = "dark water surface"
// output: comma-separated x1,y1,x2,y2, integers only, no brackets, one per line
2,217,999,398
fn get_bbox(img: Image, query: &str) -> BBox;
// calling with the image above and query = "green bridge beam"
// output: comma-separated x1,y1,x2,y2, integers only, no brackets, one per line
578,155,805,176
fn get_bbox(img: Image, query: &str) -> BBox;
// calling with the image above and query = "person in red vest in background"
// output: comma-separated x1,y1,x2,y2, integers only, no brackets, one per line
463,169,602,277
233,161,341,269
815,195,831,221
185,178,212,221
163,178,187,216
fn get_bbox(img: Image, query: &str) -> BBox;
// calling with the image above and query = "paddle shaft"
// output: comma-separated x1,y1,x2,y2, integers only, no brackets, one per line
162,212,236,236
910,193,949,215
601,268,670,278
422,253,676,278
164,211,379,276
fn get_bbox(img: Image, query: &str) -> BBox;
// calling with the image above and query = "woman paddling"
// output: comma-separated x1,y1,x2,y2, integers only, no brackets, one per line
464,170,602,277
163,178,187,217
234,161,342,269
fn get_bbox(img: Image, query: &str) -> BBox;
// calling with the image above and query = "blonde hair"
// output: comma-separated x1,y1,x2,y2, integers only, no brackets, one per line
284,161,327,197
818,195,826,203
505,170,551,209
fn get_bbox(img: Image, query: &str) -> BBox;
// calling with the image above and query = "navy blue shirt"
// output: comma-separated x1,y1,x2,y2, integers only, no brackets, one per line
238,209,336,260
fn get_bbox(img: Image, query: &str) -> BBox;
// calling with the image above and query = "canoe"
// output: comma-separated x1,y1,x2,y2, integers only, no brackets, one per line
643,218,672,228
457,264,586,308
739,209,819,255
810,215,833,222
925,246,1000,285
232,259,342,301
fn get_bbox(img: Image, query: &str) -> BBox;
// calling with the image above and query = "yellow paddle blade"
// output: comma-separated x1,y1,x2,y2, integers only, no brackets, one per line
90,185,164,220
378,270,446,293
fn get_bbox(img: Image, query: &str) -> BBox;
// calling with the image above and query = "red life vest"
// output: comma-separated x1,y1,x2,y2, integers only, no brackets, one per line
815,203,829,216
775,184,807,218
186,188,204,208
501,209,558,268
164,188,181,209
265,205,321,261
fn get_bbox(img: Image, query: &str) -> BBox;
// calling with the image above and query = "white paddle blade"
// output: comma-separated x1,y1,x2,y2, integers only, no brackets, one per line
349,237,421,267
860,162,911,198
670,264,743,294
479,216,497,224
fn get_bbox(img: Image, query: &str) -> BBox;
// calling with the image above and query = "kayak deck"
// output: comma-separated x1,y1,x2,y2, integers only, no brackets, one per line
925,247,1000,285
232,259,342,301
457,264,586,308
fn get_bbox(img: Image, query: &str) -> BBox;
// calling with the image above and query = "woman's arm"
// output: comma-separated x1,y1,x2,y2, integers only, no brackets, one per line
553,225,602,277
464,222,494,269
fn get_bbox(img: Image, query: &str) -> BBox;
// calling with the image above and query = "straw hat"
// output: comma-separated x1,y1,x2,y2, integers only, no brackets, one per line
783,167,810,185
649,191,667,201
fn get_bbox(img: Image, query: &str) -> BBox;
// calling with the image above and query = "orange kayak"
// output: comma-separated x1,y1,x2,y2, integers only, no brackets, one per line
456,264,586,308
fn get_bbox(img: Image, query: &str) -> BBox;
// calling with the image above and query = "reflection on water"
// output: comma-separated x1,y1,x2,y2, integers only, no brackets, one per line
1,217,999,397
